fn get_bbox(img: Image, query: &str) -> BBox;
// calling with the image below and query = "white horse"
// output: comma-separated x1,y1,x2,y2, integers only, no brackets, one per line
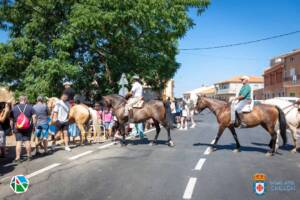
263,98,300,153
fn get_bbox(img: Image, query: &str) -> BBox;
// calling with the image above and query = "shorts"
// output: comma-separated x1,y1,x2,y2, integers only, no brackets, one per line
104,122,113,129
35,124,49,140
55,121,69,132
15,131,31,142
49,124,57,135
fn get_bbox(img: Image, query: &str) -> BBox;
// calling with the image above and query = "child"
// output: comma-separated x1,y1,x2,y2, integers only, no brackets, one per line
102,108,113,139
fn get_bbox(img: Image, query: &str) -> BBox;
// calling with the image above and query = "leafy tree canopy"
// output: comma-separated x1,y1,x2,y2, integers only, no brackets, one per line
0,0,209,101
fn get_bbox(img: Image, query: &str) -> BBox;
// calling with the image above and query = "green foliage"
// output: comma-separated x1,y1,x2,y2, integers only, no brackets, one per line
0,0,209,101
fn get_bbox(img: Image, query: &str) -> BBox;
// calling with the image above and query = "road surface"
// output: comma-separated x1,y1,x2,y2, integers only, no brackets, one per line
0,112,300,200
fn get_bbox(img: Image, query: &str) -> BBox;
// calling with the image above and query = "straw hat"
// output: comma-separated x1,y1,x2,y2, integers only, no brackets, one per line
0,87,15,103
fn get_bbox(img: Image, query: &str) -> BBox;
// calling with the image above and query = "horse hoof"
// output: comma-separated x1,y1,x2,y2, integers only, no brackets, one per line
291,148,297,154
149,141,157,146
168,141,175,147
265,152,274,157
233,149,240,153
208,147,215,153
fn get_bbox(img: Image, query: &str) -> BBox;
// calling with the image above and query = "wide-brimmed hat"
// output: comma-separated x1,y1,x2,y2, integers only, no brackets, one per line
0,87,14,103
240,76,250,81
63,81,72,86
132,75,140,80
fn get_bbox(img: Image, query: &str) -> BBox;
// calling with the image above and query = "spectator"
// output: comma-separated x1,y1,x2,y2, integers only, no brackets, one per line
11,96,36,163
134,123,144,139
170,99,177,127
0,102,11,158
51,94,71,151
187,96,196,128
33,96,50,155
180,101,188,130
175,100,181,128
63,81,75,106
102,107,113,139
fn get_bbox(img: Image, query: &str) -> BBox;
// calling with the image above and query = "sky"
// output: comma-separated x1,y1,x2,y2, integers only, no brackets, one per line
0,0,300,97
175,0,300,96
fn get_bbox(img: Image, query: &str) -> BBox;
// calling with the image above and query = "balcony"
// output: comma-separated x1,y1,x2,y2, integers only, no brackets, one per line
283,74,300,87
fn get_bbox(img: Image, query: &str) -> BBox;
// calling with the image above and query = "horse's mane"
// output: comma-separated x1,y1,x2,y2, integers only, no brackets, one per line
203,97,228,106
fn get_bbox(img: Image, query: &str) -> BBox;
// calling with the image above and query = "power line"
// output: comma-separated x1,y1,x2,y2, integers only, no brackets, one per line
180,30,300,51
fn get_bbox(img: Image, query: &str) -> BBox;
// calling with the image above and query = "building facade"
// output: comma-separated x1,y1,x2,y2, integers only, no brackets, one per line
263,49,300,99
214,76,264,101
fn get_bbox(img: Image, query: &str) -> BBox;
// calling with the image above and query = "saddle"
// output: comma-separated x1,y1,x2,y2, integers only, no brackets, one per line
132,99,144,108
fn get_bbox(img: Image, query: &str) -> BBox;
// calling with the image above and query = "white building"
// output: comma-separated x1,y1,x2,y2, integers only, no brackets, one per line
214,76,264,101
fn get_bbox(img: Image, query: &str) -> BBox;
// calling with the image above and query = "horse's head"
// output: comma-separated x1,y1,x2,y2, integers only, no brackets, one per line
196,95,208,112
47,97,59,113
102,94,126,109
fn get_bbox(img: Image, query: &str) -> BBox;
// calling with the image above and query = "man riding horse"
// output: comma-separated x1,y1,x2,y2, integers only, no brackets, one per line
231,75,253,127
124,75,143,117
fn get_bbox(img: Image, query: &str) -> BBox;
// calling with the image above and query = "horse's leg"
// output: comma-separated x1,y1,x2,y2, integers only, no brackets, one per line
165,126,174,147
290,126,298,153
266,131,277,156
77,123,86,145
229,126,241,152
149,120,160,146
209,125,225,153
119,124,126,147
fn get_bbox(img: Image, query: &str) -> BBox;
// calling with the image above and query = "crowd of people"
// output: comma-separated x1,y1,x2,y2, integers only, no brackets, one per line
0,76,201,164
170,96,197,131
0,82,123,164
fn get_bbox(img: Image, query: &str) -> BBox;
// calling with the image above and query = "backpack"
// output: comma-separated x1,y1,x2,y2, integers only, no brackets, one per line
15,105,31,130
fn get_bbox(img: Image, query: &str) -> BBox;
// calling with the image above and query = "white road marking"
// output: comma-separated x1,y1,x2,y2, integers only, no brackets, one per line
194,158,206,171
203,139,215,155
69,150,93,160
183,177,197,199
26,163,61,179
98,142,116,149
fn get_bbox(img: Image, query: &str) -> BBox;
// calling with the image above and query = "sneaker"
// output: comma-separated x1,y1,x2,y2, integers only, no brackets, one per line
13,159,22,164
190,124,196,128
184,127,188,130
179,127,184,130
65,146,71,152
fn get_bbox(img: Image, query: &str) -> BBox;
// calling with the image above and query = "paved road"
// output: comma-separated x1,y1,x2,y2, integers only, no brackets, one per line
0,112,300,200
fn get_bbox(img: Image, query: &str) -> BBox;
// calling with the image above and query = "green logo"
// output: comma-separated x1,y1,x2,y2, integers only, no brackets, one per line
10,175,29,193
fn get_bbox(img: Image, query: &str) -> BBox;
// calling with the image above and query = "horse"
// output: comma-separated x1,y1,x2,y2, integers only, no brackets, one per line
195,96,287,156
101,94,174,146
263,98,300,153
68,104,102,144
47,97,102,144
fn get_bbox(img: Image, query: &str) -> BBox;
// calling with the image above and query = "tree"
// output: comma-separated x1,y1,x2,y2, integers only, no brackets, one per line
0,0,209,101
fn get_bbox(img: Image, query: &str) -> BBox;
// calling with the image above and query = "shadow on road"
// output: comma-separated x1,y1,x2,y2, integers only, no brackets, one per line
127,138,171,146
193,142,269,153
252,142,295,151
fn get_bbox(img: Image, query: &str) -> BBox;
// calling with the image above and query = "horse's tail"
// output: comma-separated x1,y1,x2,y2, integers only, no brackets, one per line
89,108,101,135
275,106,287,146
164,101,173,129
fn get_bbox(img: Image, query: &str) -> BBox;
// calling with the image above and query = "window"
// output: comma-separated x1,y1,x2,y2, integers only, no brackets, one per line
290,57,294,62
290,93,295,97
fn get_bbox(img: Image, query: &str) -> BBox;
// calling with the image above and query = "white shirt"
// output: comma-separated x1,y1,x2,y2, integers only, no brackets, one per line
131,81,143,97
53,100,70,122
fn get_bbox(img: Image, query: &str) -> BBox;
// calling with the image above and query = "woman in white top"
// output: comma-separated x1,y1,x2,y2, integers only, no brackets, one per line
180,102,189,130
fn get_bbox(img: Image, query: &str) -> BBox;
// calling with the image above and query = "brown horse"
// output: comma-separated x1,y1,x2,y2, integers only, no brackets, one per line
102,94,174,146
195,96,287,156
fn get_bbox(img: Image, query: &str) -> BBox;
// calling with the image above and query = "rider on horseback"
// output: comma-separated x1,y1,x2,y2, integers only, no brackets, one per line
230,76,253,127
124,75,143,117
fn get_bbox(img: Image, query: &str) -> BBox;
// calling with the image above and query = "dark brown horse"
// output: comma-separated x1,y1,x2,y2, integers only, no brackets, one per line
196,96,287,156
102,94,174,146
